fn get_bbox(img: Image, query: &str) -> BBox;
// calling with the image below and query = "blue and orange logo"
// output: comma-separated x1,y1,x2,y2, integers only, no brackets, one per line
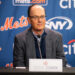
0,16,28,31
13,0,48,6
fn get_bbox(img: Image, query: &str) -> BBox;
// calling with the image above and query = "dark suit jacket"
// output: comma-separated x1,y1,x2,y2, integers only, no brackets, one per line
13,27,67,67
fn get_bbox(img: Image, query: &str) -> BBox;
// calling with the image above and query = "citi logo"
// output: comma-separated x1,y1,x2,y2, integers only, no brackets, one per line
64,40,75,55
46,16,73,30
59,0,75,9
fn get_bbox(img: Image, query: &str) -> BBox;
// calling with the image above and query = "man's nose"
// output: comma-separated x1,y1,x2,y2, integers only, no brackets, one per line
38,17,42,22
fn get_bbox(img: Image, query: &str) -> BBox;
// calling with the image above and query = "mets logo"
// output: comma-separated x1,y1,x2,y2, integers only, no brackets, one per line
0,16,28,31
43,61,48,65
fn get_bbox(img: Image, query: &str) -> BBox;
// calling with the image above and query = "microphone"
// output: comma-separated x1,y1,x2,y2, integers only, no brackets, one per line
37,35,41,38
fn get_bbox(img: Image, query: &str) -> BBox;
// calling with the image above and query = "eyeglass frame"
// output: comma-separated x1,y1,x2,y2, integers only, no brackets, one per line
29,15,46,20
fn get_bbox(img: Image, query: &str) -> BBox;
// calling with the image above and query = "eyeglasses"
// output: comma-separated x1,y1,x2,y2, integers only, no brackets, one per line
29,16,46,20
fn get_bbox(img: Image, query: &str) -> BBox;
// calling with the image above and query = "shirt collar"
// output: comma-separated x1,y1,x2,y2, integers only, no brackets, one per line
32,29,47,42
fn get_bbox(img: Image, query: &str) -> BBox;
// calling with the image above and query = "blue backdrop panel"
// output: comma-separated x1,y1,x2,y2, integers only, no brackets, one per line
0,0,75,67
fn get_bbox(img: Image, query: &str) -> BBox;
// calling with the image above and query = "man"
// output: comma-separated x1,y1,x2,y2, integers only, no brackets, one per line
13,4,67,67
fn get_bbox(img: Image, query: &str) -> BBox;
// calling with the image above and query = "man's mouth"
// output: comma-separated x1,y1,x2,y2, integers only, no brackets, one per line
37,23,42,25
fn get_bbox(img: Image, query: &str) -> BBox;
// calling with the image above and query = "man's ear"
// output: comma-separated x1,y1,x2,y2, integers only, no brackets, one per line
27,17,31,24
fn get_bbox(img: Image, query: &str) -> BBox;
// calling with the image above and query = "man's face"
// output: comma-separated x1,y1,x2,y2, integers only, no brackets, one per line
28,5,46,32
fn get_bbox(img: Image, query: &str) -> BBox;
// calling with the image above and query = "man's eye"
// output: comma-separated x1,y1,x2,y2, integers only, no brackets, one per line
41,16,44,18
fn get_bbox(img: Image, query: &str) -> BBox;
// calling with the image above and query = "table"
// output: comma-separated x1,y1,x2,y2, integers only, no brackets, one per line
0,67,75,75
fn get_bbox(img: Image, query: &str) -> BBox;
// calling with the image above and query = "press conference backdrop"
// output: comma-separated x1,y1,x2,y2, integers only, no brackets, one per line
0,0,75,67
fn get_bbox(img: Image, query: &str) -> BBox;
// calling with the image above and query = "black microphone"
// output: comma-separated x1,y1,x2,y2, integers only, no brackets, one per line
37,35,41,38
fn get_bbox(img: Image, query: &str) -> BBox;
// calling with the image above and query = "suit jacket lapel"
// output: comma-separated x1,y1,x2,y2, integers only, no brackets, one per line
45,28,52,58
26,28,36,58
45,36,52,58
